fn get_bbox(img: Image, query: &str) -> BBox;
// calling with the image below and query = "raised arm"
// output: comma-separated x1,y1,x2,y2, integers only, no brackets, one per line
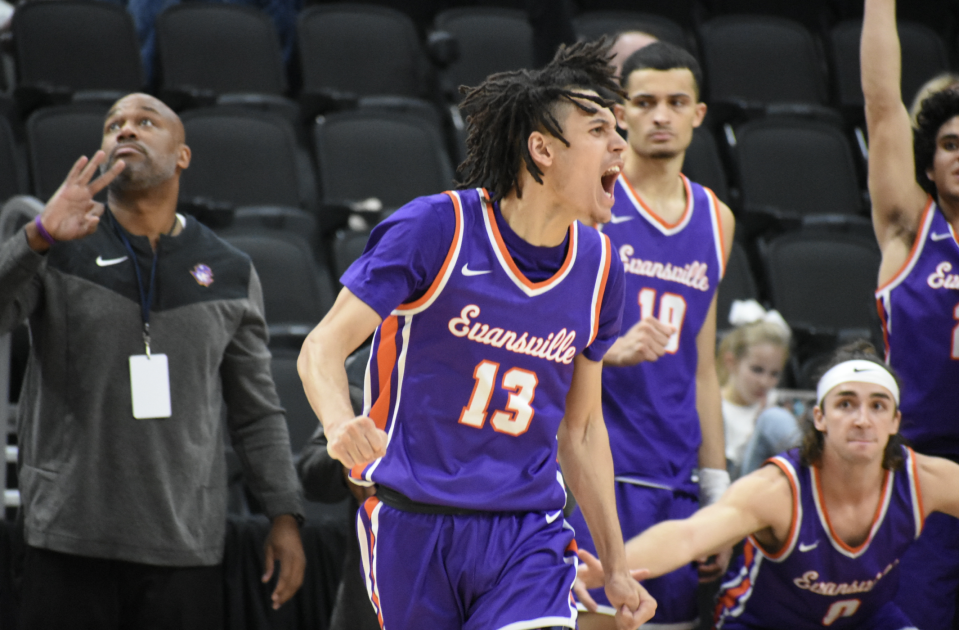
297,288,386,469
862,0,928,259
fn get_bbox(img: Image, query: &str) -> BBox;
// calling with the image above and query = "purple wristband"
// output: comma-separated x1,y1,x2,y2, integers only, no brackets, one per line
34,215,56,246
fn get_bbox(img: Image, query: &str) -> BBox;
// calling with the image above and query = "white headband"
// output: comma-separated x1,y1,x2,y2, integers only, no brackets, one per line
816,360,900,407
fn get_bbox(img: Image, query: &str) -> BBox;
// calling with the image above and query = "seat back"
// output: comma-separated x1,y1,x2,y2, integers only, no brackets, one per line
734,118,861,217
762,232,880,333
573,11,691,52
26,104,107,201
314,110,454,210
179,109,311,211
434,8,533,96
13,1,144,94
683,127,730,204
830,20,950,109
699,16,828,106
156,4,287,96
716,242,759,332
297,4,426,99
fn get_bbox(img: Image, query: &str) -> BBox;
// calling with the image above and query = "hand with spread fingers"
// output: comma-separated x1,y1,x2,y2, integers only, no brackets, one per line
326,415,388,469
27,151,126,251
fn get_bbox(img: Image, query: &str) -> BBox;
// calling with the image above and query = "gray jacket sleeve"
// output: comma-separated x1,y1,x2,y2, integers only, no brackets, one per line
0,230,45,334
221,265,304,520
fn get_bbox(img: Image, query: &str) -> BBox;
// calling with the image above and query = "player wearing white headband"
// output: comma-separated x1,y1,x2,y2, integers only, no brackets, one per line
576,342,959,629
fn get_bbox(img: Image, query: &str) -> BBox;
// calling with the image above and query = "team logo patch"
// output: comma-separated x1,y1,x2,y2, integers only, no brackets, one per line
190,264,214,287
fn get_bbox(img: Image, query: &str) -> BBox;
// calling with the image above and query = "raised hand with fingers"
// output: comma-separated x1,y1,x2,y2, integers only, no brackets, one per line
27,151,126,251
326,415,388,469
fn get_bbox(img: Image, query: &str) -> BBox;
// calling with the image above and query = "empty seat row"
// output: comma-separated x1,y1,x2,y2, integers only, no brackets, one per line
8,2,955,124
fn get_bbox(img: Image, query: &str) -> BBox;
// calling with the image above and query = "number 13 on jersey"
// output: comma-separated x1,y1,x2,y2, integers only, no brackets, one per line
639,288,686,353
459,360,538,436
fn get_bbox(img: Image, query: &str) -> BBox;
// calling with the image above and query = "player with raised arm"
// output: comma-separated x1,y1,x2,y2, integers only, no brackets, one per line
567,41,735,630
862,0,959,627
578,343,959,629
297,40,655,630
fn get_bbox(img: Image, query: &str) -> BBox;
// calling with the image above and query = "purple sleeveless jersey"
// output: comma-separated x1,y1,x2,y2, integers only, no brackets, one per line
716,448,923,630
348,188,618,513
601,174,725,493
876,199,959,459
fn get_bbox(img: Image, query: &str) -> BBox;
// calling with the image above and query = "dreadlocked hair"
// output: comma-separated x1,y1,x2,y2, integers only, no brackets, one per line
455,37,625,202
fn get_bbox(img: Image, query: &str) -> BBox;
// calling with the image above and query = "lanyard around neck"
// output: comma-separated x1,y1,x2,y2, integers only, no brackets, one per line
113,215,159,357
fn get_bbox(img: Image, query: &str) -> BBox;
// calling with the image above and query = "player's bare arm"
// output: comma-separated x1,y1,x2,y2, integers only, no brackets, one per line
915,453,959,521
558,354,657,629
862,0,928,280
298,288,388,469
24,151,127,252
578,464,793,590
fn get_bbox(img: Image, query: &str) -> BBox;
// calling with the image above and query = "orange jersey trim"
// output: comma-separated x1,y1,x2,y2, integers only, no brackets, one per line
589,233,613,347
715,541,757,616
482,189,576,291
813,464,891,555
706,186,727,278
876,297,890,359
397,191,463,311
351,317,399,479
908,447,925,535
753,458,800,560
876,197,934,293
362,497,385,628
621,172,694,230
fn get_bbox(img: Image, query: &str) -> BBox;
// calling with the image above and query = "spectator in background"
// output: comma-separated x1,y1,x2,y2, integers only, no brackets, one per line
717,300,797,479
608,31,659,78
0,93,305,630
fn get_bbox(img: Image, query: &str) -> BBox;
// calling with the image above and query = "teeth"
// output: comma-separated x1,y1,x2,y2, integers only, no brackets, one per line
604,166,621,176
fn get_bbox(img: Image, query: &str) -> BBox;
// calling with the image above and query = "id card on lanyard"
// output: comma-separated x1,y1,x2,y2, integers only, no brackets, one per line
115,217,172,419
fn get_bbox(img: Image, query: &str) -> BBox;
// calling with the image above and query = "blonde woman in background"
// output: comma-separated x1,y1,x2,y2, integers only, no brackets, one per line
718,300,796,478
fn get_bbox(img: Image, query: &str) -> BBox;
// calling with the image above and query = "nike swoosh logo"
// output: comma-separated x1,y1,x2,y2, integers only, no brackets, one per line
609,214,634,224
461,263,492,277
852,367,875,372
546,510,563,524
931,232,953,241
799,541,819,552
95,255,129,267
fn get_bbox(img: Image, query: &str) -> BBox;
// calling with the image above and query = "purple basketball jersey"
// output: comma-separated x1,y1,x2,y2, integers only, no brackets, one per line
716,448,923,629
349,188,617,513
876,200,959,459
601,174,725,493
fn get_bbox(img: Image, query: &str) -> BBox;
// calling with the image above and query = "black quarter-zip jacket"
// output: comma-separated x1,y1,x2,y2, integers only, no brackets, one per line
0,209,302,566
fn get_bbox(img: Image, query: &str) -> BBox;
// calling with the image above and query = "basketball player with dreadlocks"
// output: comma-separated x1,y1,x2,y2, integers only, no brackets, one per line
297,40,655,630
863,0,959,627
570,42,735,630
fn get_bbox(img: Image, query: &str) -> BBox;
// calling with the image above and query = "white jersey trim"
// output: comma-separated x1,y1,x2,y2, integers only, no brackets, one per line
480,188,579,297
357,501,383,624
811,464,894,559
363,315,413,482
905,447,924,539
588,231,610,347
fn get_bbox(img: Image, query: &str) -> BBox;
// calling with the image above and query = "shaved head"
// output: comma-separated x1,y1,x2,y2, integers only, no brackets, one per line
106,93,185,144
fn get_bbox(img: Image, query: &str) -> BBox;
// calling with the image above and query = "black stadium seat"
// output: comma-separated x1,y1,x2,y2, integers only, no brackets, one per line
683,127,730,205
155,4,288,107
270,348,319,455
313,110,454,216
830,20,950,113
26,104,106,202
179,109,315,214
12,1,144,110
297,4,429,102
0,118,26,204
698,16,830,113
433,7,534,98
716,242,760,333
732,117,862,222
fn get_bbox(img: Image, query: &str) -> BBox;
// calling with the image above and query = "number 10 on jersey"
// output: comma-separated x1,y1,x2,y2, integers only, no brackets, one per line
459,360,539,436
638,288,686,353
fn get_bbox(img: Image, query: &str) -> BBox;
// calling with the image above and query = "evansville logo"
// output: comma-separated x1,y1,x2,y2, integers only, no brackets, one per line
448,304,577,364
190,264,214,287
927,261,959,290
793,560,898,596
619,244,710,292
